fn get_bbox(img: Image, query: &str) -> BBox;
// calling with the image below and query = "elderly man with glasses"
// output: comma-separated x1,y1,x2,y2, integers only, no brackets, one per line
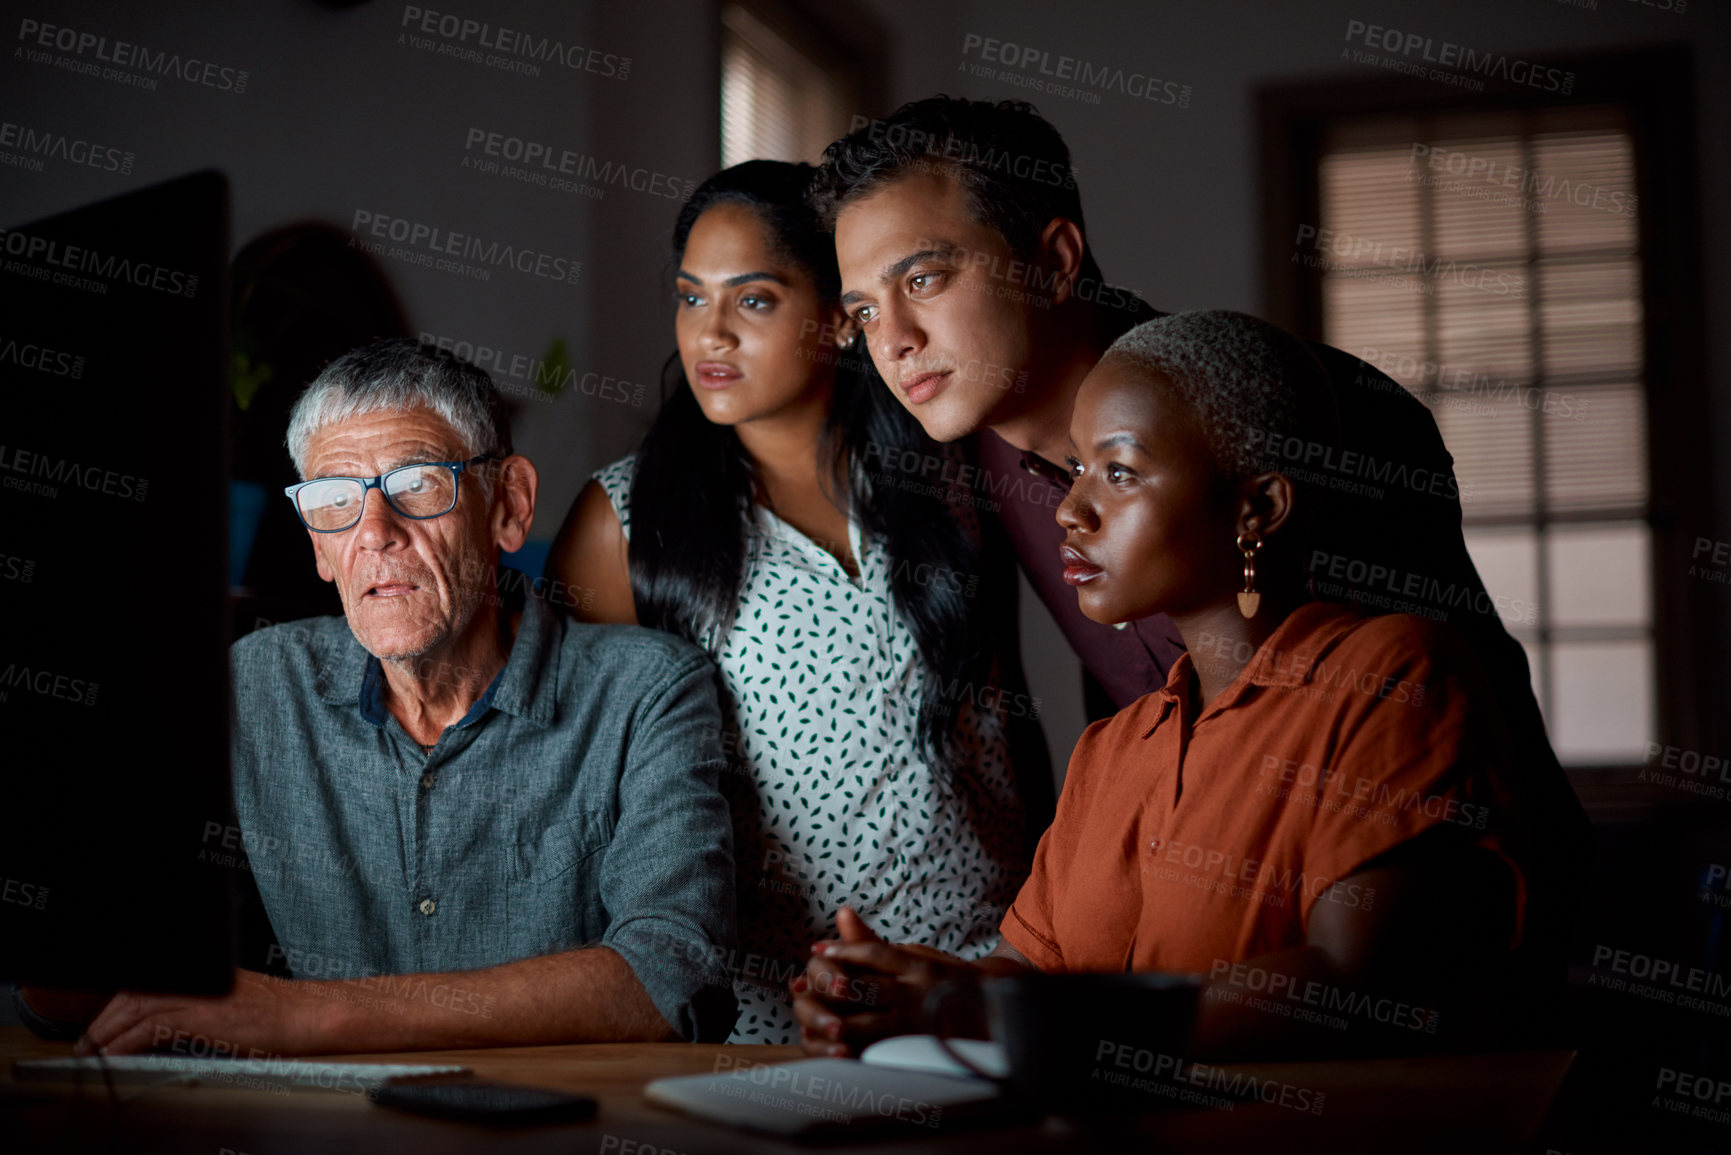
31,339,738,1054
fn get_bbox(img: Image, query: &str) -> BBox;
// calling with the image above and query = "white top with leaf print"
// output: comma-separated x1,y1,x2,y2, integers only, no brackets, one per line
594,453,1027,1045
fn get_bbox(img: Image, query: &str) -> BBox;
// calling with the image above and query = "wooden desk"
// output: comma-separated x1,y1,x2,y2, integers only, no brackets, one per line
0,1027,1573,1154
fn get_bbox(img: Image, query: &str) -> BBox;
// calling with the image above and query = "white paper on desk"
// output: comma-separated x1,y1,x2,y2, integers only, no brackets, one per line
860,1034,1009,1079
13,1055,470,1093
643,1056,1006,1137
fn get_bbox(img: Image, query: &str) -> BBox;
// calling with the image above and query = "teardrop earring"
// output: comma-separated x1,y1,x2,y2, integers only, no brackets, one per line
1236,533,1263,619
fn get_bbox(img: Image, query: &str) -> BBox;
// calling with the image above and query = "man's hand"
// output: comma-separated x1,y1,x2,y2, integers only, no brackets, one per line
68,946,680,1057
790,907,986,1058
77,970,335,1057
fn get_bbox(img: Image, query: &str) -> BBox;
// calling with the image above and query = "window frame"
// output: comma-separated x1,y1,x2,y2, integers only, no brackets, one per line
1257,46,1712,816
714,0,886,170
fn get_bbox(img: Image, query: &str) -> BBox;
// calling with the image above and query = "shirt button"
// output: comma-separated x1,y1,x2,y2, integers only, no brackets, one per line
418,898,437,916
420,772,435,790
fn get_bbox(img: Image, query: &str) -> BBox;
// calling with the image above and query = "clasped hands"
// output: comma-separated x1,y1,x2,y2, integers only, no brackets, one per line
792,905,1027,1057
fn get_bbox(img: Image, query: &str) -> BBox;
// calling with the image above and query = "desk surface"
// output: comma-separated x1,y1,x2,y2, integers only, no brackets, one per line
1,1027,1573,1154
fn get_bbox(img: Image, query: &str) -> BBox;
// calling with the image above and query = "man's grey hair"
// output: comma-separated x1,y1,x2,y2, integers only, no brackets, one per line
286,339,513,478
1102,310,1339,479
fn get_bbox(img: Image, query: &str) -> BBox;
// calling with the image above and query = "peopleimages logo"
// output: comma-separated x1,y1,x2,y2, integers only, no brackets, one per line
419,331,644,407
709,1053,941,1128
960,32,1191,107
1408,143,1635,219
845,115,1077,189
399,6,630,79
1591,944,1731,1000
16,18,250,93
1208,959,1439,1032
0,444,148,502
1357,346,1592,422
0,334,84,380
0,229,200,298
1253,426,1462,501
0,120,133,175
350,210,581,287
1307,549,1538,627
1145,835,1375,911
462,129,693,200
1,876,48,911
1341,20,1574,94
264,945,496,1018
1294,224,1524,299
1257,755,1490,830
0,662,99,707
1094,1040,1326,1114
862,440,1066,511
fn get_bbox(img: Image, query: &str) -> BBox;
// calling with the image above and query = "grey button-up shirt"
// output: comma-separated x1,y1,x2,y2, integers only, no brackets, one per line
228,585,738,1042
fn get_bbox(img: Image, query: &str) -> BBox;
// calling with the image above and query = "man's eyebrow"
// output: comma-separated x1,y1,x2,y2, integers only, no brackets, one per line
382,447,458,471
675,269,788,288
841,247,956,309
882,247,953,284
1093,433,1146,452
312,448,449,478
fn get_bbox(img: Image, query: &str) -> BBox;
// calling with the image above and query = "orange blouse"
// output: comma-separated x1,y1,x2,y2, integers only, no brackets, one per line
1001,602,1525,974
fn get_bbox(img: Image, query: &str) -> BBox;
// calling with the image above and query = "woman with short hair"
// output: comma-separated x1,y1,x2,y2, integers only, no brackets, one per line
792,310,1584,1059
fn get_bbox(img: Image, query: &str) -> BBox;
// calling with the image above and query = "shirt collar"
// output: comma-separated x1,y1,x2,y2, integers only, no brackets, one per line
1148,601,1367,724
488,580,559,728
312,567,560,730
356,656,504,729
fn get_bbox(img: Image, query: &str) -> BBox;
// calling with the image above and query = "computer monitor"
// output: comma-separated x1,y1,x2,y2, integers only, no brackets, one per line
0,170,235,994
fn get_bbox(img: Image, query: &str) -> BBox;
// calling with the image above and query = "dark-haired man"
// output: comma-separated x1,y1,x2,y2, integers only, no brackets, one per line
795,96,1587,1051
812,95,1566,760
812,97,1529,718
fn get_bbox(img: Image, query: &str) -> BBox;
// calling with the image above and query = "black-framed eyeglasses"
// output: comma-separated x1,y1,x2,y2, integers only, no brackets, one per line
284,455,498,533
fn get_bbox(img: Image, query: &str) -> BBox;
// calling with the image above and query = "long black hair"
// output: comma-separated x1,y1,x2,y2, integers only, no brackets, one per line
628,160,999,772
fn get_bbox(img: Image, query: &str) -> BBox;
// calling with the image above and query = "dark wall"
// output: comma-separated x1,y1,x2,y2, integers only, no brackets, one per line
2,0,1723,779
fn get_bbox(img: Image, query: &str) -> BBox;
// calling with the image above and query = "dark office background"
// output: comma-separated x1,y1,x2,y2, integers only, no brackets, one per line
3,1,1728,1146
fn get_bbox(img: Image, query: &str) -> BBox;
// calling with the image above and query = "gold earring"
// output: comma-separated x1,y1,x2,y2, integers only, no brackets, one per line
1236,533,1263,619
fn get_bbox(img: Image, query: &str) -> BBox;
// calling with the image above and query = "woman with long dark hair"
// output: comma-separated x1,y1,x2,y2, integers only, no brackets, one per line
547,161,1048,1044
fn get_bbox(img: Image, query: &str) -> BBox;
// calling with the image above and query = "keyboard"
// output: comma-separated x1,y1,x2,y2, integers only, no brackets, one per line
12,1055,470,1093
